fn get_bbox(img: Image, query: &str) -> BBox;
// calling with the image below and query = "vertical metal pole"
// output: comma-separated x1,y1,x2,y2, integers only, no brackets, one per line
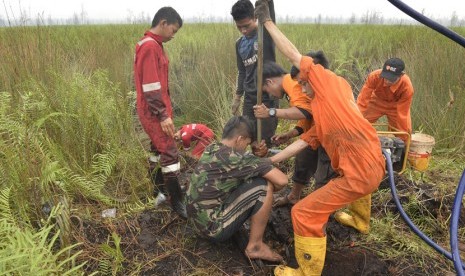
256,22,264,142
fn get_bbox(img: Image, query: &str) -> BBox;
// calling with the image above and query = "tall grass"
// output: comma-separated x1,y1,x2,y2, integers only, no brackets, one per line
0,22,464,272
1,23,464,150
168,23,238,135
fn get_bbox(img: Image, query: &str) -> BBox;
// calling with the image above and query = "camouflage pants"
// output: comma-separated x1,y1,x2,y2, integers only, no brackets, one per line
209,177,267,242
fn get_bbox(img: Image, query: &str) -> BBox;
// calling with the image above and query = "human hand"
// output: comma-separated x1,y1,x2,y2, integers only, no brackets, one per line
253,103,269,118
231,95,242,115
160,117,175,138
251,140,268,157
271,133,290,145
254,0,272,24
173,130,181,141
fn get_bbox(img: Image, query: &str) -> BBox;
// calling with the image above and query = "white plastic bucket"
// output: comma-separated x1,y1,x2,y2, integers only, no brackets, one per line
407,133,435,172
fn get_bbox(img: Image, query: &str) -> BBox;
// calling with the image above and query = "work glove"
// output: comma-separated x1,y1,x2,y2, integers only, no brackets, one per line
231,94,242,115
254,0,272,24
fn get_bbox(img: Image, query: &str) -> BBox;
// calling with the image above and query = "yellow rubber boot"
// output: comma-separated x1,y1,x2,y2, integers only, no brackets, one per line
334,194,371,234
274,235,326,276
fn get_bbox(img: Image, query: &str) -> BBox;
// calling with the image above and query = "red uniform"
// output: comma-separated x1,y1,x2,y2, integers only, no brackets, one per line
134,31,179,172
357,69,414,141
297,57,386,237
179,124,215,158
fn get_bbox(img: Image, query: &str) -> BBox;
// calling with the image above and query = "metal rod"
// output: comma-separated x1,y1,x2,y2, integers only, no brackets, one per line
256,22,264,142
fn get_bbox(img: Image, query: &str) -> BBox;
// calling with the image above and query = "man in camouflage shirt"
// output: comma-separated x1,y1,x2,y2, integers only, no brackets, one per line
186,116,287,262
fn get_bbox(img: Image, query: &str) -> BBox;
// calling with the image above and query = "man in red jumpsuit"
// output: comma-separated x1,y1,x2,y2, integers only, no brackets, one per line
174,123,215,159
255,1,386,275
357,57,414,142
133,7,186,218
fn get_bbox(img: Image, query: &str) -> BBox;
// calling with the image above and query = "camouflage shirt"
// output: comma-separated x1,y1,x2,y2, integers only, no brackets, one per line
186,142,273,238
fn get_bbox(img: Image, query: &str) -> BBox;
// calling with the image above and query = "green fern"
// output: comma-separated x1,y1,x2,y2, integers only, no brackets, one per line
0,204,85,275
0,187,16,226
99,232,125,275
118,197,156,214
98,259,113,276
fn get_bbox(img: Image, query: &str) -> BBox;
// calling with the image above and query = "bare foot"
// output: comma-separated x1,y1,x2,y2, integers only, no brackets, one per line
245,242,283,262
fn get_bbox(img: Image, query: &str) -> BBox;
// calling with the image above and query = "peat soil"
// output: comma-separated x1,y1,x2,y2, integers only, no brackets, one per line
76,159,461,275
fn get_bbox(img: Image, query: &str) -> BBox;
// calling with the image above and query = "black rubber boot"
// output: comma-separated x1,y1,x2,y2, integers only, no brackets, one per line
150,168,166,195
164,176,187,219
148,155,166,192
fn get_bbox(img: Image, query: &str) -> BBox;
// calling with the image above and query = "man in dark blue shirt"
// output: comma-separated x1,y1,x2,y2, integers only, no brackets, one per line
230,0,279,147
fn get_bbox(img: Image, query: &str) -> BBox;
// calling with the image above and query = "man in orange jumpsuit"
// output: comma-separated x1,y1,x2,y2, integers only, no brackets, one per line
255,1,386,275
357,58,414,142
134,7,186,218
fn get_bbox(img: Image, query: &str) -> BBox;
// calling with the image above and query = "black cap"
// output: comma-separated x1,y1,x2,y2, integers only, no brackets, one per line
380,58,405,82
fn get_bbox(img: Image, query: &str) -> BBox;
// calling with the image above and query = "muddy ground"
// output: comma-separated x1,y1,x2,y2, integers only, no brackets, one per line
74,156,462,275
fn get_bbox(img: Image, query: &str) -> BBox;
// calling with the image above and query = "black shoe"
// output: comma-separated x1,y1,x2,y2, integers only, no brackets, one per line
171,199,187,219
150,167,166,194
165,176,188,219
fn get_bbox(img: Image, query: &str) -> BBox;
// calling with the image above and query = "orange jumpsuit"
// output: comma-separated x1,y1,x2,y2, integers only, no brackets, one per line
297,57,385,237
357,69,414,141
282,73,313,131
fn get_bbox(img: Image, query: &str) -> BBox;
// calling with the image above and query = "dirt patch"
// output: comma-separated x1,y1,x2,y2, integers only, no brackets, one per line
118,203,390,275
73,158,461,275
377,173,465,229
269,201,390,276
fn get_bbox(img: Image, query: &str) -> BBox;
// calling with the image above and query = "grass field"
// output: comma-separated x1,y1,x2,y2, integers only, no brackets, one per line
0,22,465,274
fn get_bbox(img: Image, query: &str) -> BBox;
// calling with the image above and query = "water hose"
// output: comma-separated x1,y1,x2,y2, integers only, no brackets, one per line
451,170,465,275
387,0,465,48
384,1,465,273
383,149,465,271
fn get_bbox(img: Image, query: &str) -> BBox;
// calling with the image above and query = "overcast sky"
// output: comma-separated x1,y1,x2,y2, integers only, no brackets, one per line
2,0,465,23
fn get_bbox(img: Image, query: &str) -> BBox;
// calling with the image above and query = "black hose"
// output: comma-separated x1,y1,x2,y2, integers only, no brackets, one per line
382,149,465,270
450,170,465,276
387,0,465,48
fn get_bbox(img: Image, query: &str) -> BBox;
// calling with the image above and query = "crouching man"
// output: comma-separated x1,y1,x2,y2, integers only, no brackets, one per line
186,116,287,262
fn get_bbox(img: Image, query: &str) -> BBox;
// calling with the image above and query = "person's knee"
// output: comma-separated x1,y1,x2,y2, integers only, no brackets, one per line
251,177,267,189
345,177,379,196
291,201,312,224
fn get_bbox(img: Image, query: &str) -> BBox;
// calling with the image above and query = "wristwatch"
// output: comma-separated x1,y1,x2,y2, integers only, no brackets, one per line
268,108,276,117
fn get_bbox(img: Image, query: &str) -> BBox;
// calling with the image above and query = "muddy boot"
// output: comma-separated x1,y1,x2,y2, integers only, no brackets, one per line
334,194,371,234
164,176,187,219
274,235,327,276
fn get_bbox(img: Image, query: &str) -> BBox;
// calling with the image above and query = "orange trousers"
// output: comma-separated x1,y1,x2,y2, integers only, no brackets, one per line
291,152,385,237
362,100,411,142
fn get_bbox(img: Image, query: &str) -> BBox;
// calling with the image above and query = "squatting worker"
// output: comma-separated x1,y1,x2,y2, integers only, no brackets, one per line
174,123,215,159
230,0,279,147
253,57,337,207
357,58,414,142
186,116,287,262
133,7,186,218
254,1,386,275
